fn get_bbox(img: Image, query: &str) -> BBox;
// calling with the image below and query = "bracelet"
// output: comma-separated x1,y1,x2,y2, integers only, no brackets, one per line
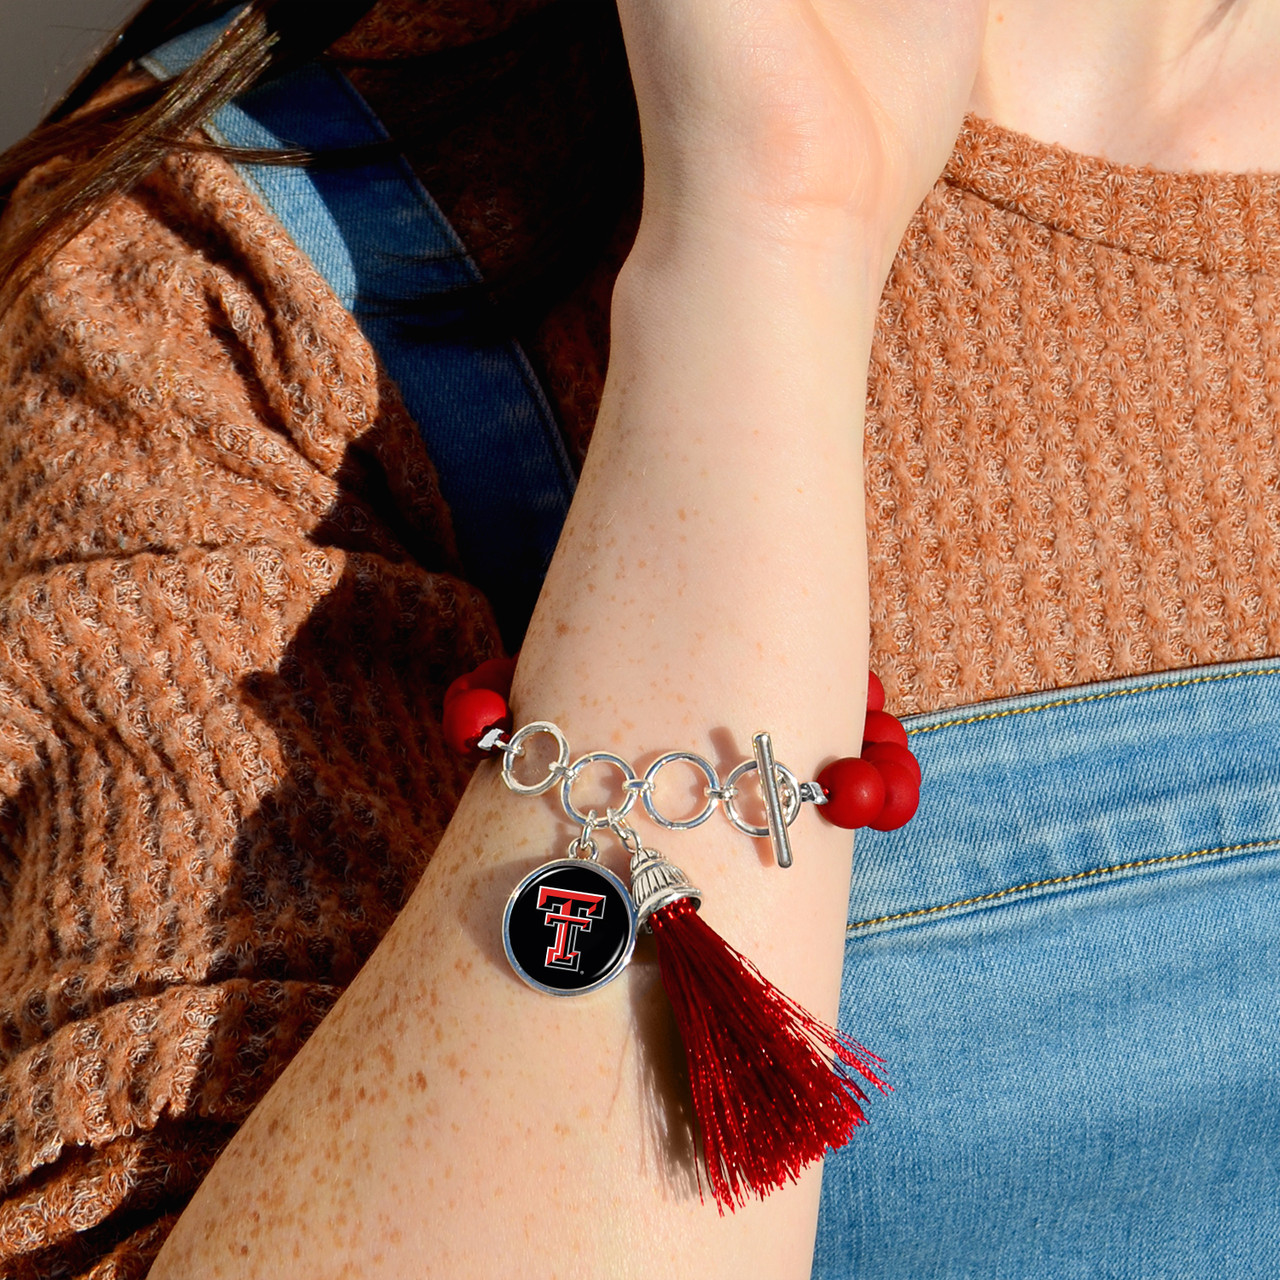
439,657,908,1211
489,720,820,866
444,661,922,836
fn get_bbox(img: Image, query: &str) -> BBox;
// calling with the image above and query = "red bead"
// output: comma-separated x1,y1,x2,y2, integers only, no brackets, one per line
861,741,921,786
444,656,517,708
862,708,908,749
472,655,517,695
443,687,512,760
815,757,886,829
867,670,885,713
868,760,919,831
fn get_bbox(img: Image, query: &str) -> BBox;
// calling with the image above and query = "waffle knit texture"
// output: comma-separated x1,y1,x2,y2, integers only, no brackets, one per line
0,97,498,1278
869,117,1280,713
3,49,1280,1280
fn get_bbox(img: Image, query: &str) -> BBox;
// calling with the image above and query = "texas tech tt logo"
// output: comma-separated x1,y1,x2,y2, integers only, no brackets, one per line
504,859,636,995
536,884,607,971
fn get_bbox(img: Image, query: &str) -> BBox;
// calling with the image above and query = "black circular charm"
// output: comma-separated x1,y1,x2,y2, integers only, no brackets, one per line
502,859,637,996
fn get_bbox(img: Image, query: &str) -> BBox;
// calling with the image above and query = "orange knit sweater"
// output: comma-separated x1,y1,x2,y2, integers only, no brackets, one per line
869,117,1280,714
1,76,1279,1279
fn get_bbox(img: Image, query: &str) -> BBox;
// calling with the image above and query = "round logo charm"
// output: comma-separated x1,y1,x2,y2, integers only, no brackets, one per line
502,859,637,996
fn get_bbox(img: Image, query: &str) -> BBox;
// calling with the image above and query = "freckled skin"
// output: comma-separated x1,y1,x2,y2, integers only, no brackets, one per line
135,0,960,1271
153,401,864,1279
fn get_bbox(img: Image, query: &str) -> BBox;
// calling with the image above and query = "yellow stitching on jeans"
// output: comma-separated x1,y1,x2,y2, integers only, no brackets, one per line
847,838,1280,931
906,666,1280,738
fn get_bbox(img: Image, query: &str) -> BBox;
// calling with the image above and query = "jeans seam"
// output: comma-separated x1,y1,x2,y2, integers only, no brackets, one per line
907,665,1280,737
847,836,1280,931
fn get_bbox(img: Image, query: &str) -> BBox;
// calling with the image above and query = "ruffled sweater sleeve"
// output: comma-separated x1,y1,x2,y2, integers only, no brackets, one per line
0,136,498,1277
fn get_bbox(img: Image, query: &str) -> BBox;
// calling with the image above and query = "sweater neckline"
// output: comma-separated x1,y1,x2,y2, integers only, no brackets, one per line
945,113,1280,272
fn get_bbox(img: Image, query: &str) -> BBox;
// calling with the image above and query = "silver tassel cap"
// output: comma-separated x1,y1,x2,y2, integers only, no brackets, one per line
629,845,701,930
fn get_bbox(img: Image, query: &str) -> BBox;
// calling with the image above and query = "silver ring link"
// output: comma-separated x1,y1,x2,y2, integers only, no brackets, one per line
560,751,639,826
500,721,571,796
642,751,721,830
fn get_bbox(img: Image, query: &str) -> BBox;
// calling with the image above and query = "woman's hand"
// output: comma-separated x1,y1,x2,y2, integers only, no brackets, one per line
618,0,988,272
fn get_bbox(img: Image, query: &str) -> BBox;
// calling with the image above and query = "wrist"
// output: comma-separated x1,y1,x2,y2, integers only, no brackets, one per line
613,208,885,404
624,192,895,304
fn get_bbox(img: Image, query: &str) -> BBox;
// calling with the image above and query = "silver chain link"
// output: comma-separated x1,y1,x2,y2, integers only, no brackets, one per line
489,722,824,868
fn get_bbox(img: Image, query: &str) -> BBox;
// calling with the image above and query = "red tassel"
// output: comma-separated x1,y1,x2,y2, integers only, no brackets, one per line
648,897,889,1212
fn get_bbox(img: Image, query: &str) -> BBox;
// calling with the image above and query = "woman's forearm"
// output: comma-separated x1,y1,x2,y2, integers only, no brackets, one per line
149,208,880,1279
151,0,990,1264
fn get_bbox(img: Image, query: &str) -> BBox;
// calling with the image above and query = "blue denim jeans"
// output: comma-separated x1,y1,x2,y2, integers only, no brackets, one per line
815,659,1280,1278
